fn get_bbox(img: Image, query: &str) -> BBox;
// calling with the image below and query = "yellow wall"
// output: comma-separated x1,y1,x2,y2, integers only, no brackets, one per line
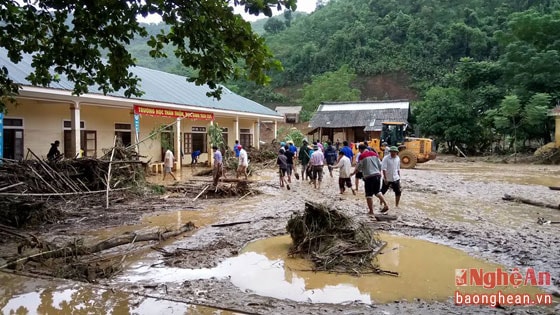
4,100,260,164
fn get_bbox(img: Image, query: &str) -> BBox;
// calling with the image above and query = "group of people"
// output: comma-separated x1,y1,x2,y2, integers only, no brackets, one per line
276,139,402,216
212,140,248,186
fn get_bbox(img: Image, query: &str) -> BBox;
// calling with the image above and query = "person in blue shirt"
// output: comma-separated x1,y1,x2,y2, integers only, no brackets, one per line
340,141,354,162
324,141,338,177
234,140,241,157
191,150,201,164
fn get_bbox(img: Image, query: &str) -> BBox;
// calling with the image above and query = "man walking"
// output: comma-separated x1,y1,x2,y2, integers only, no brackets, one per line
381,146,402,207
324,141,338,178
333,151,355,195
351,144,389,216
309,144,326,189
163,148,177,181
212,146,223,186
237,145,249,180
298,139,311,181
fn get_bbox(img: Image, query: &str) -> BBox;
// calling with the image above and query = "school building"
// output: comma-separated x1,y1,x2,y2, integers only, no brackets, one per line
0,50,283,169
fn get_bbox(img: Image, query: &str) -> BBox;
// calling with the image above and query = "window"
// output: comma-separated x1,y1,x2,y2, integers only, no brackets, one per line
64,130,97,157
184,126,207,154
115,123,132,147
240,128,252,148
63,120,85,129
3,117,24,160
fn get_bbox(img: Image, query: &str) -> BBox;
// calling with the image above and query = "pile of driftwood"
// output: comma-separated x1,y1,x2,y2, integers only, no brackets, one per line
0,222,195,282
0,147,146,227
166,178,258,199
286,201,394,276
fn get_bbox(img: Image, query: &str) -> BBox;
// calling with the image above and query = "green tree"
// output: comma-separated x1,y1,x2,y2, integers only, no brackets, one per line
0,0,297,111
264,17,287,34
415,86,481,152
490,95,523,154
299,65,360,121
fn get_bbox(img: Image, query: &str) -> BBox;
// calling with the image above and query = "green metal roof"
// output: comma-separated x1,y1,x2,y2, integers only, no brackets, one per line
0,49,281,118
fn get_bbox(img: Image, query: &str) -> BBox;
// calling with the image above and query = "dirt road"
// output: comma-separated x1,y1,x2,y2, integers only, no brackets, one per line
1,157,559,314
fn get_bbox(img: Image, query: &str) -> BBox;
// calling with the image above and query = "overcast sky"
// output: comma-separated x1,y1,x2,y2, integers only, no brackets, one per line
139,1,317,24
234,1,317,22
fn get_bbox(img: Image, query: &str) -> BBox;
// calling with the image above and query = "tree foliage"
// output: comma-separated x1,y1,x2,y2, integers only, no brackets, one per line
0,0,297,111
299,65,360,121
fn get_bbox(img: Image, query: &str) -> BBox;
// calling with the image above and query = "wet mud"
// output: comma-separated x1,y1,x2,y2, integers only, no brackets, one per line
1,157,560,314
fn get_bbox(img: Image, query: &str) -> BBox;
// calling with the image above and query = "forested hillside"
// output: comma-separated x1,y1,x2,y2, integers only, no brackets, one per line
131,0,560,153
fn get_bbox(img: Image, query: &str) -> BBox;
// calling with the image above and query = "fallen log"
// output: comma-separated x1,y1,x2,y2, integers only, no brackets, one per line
0,222,195,270
374,214,398,221
502,194,560,210
211,220,251,228
549,186,560,191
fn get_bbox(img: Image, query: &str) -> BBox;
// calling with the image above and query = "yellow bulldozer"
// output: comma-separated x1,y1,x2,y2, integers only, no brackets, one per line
354,122,436,169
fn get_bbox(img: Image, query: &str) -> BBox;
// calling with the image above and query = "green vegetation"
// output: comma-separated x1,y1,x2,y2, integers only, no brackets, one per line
0,0,297,111
3,0,560,154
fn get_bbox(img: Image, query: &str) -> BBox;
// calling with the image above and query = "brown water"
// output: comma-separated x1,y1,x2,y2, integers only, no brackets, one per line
0,273,241,314
118,234,551,304
419,163,560,187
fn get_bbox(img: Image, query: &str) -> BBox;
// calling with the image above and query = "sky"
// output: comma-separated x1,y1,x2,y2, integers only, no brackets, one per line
233,0,317,22
138,1,317,24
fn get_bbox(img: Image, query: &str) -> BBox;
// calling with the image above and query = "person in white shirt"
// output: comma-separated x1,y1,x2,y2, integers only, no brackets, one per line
332,151,355,195
237,145,249,180
163,149,177,181
381,146,402,207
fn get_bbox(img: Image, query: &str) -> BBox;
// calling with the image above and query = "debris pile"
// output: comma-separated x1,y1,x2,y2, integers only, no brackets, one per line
533,142,560,164
0,147,146,227
286,201,386,274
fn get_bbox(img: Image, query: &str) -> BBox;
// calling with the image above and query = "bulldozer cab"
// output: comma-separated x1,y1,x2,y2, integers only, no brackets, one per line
381,122,405,146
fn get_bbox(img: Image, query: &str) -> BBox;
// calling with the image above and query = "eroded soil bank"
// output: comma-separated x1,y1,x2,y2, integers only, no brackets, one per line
1,156,560,314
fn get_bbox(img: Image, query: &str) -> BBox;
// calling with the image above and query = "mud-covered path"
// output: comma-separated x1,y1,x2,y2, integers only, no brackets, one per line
110,158,560,314
1,157,560,314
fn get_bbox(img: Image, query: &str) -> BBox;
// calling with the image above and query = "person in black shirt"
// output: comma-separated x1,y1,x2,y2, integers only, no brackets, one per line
283,144,295,183
47,140,61,161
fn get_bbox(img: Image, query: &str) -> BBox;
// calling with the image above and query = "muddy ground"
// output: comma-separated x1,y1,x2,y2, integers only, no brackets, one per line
1,155,560,314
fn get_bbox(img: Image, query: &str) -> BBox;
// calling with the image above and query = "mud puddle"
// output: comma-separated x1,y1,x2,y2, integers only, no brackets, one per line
419,163,560,187
0,273,239,314
117,233,552,305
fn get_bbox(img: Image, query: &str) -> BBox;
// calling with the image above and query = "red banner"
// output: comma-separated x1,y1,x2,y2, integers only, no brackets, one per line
134,105,214,120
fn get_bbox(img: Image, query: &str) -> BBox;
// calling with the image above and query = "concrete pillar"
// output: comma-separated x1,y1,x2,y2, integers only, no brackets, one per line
274,120,278,141
70,102,81,157
256,119,261,149
234,118,239,144
209,120,214,167
175,118,181,171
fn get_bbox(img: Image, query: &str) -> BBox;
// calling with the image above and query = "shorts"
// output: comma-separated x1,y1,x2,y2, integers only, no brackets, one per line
287,164,293,176
355,171,363,179
311,165,323,182
164,166,172,173
338,177,352,190
279,168,287,177
364,174,382,198
381,179,402,196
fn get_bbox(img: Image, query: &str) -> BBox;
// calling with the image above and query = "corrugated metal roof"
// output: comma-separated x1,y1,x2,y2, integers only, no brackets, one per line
0,49,281,117
309,101,409,131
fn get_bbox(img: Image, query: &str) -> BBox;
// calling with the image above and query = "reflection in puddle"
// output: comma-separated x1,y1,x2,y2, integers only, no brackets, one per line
0,274,239,314
119,234,551,304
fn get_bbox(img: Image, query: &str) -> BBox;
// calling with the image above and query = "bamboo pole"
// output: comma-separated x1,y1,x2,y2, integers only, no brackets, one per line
0,182,24,192
28,166,66,201
106,136,117,209
192,184,210,201
0,187,129,197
